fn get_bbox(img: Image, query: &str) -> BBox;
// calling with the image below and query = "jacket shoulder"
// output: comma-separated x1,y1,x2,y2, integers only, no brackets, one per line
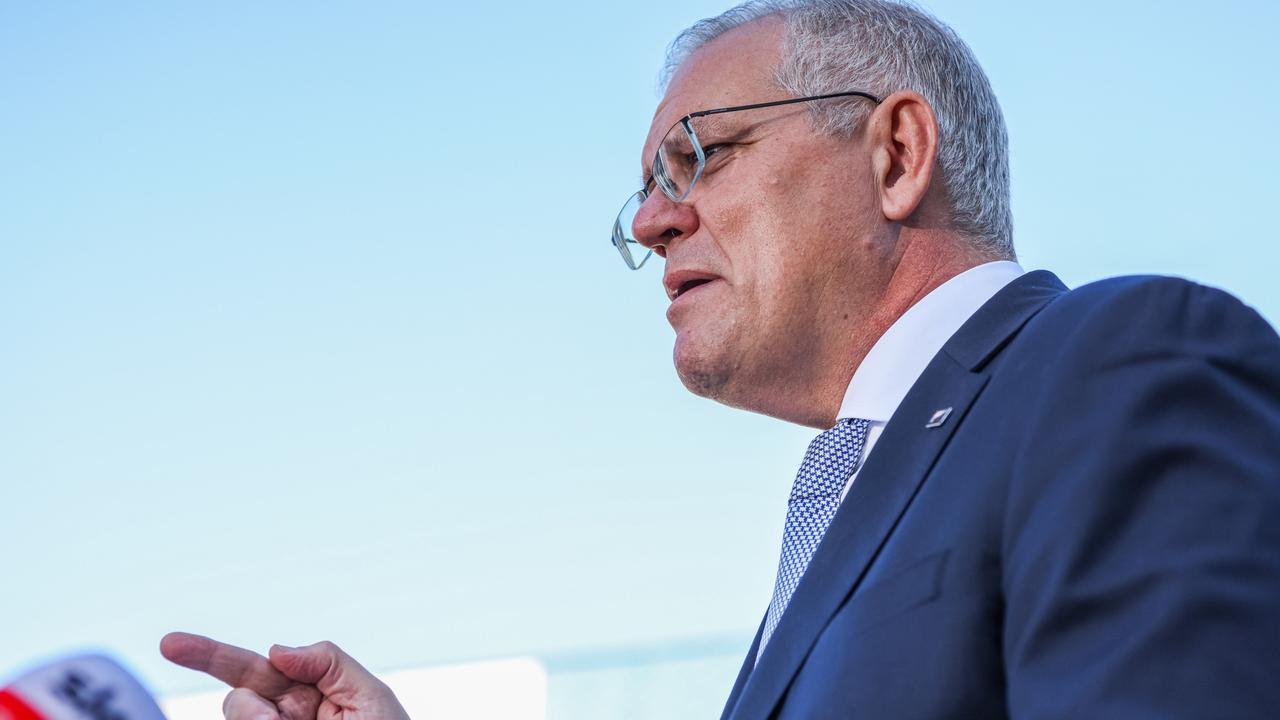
1019,274,1279,367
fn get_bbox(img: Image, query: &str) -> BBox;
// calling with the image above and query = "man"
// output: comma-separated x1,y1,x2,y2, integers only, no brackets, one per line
162,1,1280,717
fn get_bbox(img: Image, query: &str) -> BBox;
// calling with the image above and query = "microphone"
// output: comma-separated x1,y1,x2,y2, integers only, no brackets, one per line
0,655,166,720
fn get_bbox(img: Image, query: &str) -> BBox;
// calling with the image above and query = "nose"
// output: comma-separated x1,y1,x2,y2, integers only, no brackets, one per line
631,191,699,259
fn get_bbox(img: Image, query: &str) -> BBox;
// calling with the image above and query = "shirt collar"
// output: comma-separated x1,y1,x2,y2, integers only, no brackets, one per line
836,261,1025,423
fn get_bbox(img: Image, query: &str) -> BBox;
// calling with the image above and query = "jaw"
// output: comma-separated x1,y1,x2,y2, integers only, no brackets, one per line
671,310,843,428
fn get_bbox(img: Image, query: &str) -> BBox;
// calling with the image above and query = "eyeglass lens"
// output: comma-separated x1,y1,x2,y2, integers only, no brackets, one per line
611,117,711,270
612,190,651,270
655,119,704,203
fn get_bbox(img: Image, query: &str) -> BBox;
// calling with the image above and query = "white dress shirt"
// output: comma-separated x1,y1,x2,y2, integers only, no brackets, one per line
835,260,1025,501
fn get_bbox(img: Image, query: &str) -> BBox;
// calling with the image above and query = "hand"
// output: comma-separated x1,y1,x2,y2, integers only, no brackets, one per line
160,632,410,720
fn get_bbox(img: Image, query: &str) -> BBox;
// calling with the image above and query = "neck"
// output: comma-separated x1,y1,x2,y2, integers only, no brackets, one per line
769,229,997,428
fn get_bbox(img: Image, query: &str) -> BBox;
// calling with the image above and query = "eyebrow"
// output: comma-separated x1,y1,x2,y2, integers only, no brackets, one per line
629,91,878,191
698,119,754,146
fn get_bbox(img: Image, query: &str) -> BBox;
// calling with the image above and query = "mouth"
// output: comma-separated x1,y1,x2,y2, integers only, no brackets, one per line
673,277,715,300
664,274,723,326
664,269,723,302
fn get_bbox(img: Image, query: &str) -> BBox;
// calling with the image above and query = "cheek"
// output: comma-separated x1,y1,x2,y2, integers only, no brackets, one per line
696,141,865,297
699,185,815,305
704,176,795,256
706,199,793,312
708,199,751,250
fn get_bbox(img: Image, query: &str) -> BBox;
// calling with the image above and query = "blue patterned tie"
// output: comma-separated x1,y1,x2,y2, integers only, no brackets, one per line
758,417,872,658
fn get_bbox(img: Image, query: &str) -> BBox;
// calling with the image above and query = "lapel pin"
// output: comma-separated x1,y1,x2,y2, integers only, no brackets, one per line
926,407,953,429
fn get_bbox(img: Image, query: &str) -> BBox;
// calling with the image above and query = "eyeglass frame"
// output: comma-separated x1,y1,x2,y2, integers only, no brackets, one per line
612,90,883,270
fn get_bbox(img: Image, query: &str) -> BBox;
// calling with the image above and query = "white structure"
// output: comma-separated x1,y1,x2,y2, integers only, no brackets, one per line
160,658,547,720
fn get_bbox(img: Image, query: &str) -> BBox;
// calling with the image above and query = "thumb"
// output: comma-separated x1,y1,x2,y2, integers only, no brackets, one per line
267,642,383,700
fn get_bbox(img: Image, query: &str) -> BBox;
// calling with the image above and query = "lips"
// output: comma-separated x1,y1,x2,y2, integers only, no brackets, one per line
674,277,714,298
664,268,723,302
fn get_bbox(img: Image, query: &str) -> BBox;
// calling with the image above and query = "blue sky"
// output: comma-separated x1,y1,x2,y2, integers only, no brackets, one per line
2,0,1278,699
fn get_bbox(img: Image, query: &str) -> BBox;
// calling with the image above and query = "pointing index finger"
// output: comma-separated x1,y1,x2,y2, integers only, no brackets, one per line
160,632,296,698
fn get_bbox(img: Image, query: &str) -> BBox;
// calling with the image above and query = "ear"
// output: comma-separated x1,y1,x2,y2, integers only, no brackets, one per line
868,90,940,222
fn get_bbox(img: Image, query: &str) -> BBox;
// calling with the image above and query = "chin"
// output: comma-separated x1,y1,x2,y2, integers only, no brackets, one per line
672,332,734,401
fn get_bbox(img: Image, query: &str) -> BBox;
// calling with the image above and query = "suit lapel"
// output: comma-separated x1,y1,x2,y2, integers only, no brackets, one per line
726,270,1066,720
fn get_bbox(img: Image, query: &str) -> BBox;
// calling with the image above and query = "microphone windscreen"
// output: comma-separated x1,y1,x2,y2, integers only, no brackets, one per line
1,655,166,720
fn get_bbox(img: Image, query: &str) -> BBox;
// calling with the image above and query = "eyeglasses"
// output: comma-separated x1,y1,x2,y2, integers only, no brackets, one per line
611,90,881,270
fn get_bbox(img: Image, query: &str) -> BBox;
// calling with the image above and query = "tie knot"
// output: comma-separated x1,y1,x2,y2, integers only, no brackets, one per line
789,418,872,501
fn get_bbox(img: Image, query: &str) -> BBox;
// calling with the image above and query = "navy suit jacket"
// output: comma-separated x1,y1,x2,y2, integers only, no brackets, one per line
721,271,1280,719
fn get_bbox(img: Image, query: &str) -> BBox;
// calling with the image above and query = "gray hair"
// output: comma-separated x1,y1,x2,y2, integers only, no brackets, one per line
661,0,1014,258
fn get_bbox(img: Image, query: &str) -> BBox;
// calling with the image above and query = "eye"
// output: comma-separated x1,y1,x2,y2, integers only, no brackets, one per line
684,143,729,166
700,143,735,174
702,143,729,158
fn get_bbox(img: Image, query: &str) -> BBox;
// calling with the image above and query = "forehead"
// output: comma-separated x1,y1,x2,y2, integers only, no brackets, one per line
642,17,786,162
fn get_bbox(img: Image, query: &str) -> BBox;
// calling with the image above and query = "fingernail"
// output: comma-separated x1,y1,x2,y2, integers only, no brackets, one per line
272,644,296,652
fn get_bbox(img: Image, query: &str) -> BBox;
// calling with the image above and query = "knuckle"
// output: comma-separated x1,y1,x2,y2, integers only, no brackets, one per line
222,688,274,720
